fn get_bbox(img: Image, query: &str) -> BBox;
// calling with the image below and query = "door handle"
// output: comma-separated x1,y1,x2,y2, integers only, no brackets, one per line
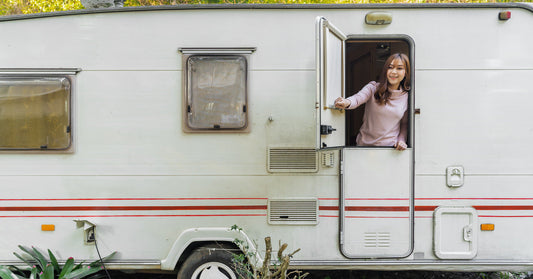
463,225,473,242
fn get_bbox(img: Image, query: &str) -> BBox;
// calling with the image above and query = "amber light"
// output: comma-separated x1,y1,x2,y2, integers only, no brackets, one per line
480,223,495,231
41,224,55,231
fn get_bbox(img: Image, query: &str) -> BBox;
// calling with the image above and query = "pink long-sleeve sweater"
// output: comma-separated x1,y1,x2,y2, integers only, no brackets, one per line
346,81,408,147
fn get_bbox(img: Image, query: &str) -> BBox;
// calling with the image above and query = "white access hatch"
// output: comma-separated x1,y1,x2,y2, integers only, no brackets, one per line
433,207,478,259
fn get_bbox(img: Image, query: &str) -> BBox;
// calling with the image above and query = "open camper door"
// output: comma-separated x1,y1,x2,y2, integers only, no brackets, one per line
316,17,346,149
317,16,414,259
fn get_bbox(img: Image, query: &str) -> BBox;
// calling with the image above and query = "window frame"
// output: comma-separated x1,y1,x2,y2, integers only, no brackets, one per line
343,36,415,149
0,68,79,153
179,48,255,133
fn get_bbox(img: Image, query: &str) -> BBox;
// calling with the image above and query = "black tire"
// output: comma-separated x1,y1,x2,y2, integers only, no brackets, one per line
177,244,239,279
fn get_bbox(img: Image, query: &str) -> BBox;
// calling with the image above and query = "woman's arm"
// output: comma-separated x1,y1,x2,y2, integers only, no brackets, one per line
334,81,376,110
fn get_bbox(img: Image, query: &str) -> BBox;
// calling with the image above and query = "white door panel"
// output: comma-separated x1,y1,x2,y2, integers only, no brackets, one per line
316,17,346,149
340,148,414,258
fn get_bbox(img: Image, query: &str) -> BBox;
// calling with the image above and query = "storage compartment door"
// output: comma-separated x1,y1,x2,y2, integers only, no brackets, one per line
316,16,346,149
434,207,478,259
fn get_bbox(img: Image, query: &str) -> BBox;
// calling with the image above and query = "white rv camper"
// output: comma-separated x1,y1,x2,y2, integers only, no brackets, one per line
0,3,532,278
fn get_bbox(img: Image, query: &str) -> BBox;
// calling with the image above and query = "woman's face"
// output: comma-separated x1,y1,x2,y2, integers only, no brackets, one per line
387,58,406,90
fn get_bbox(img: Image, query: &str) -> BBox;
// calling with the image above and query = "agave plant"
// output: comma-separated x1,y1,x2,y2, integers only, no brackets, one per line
0,245,114,279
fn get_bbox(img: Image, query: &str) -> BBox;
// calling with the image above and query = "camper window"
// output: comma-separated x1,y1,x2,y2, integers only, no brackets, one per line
0,77,71,150
185,55,247,130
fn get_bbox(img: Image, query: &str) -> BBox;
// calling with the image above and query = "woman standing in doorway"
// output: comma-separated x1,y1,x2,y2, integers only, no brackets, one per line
334,53,411,151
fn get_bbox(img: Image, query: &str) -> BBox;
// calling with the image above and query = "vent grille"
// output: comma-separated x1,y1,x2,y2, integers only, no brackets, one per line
268,148,318,172
268,199,318,225
364,232,391,248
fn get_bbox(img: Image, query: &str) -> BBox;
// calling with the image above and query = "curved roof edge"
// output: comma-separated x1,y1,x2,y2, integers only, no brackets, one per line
1,3,532,22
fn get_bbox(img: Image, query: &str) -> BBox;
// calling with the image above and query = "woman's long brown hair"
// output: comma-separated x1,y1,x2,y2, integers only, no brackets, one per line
374,53,411,105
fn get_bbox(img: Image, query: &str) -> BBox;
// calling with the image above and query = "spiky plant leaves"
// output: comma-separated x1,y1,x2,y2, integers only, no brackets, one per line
8,264,26,277
62,266,101,279
0,266,19,279
58,258,75,279
16,246,44,271
47,250,60,274
12,253,35,272
40,264,54,279
88,252,115,268
30,248,48,273
29,267,38,279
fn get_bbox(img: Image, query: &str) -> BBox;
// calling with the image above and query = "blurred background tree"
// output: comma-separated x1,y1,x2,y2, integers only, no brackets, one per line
0,0,520,16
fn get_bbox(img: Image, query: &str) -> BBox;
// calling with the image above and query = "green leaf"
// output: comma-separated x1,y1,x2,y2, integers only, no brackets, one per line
40,264,54,279
47,250,60,274
30,247,48,271
29,267,38,279
63,266,102,279
71,262,84,272
7,265,28,278
88,252,116,268
13,252,36,271
58,257,75,279
0,266,21,279
17,246,43,271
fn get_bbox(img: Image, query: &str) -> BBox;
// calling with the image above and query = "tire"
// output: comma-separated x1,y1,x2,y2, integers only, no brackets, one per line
177,244,239,279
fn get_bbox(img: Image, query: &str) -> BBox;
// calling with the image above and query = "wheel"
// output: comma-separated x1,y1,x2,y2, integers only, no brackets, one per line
177,244,239,279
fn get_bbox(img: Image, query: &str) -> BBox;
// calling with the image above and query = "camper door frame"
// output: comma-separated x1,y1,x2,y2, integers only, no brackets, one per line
338,34,416,259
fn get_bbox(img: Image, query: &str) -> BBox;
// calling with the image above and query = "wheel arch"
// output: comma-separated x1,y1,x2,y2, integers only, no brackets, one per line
160,227,261,271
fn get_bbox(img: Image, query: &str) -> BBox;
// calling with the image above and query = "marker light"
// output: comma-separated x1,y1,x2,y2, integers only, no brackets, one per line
41,224,55,231
365,12,392,25
499,11,511,20
480,223,494,231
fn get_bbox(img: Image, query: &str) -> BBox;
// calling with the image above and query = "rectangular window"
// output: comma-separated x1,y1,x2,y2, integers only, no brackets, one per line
186,55,248,130
0,77,71,150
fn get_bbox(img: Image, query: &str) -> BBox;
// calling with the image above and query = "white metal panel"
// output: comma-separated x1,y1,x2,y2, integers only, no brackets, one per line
415,174,533,260
415,69,533,175
0,10,320,71
0,7,532,71
341,148,413,258
0,69,316,176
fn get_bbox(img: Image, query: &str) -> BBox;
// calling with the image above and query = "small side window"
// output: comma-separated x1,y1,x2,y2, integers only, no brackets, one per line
185,55,248,131
0,77,71,150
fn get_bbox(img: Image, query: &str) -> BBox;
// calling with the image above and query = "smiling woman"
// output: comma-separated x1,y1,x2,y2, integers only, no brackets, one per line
334,52,411,151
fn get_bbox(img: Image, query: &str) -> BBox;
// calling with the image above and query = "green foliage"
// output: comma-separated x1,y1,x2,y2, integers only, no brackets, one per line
230,225,307,279
0,0,520,16
0,246,115,279
0,0,82,16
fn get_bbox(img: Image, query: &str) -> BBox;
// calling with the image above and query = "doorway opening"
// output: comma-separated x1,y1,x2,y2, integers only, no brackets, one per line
344,40,411,146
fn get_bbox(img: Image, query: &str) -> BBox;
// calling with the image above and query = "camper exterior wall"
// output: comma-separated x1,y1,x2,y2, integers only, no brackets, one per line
0,4,532,272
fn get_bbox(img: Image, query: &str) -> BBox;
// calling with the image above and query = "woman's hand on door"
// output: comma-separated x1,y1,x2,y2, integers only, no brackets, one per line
334,97,351,109
394,141,407,151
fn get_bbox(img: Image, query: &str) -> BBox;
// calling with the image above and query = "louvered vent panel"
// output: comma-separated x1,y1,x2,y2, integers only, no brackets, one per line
364,232,391,248
268,148,318,172
268,199,318,225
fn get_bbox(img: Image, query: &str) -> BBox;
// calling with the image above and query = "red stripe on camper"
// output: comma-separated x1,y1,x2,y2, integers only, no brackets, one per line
319,205,533,212
0,214,268,218
0,198,268,201
0,205,268,211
